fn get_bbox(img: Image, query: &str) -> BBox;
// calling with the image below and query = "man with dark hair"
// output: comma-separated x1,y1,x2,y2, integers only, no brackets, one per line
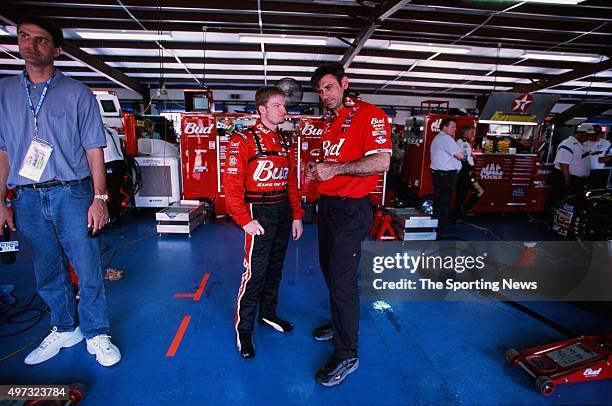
307,62,391,386
430,118,465,233
0,17,120,366
224,86,303,359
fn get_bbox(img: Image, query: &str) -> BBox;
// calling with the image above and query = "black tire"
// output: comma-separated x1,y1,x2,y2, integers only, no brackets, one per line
572,193,612,241
505,348,520,365
198,197,216,220
534,375,555,396
418,195,434,216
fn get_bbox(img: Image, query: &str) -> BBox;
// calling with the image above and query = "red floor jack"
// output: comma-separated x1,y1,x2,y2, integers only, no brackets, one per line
506,334,612,395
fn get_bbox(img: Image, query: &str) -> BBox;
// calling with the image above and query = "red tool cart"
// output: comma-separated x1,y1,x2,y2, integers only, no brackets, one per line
180,113,258,215
401,101,477,213
506,334,612,395
473,92,559,212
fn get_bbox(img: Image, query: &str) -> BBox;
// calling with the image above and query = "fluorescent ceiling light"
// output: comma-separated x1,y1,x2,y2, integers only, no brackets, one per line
520,0,584,4
523,51,599,62
76,30,173,41
0,26,10,36
239,35,326,46
480,120,538,126
387,42,471,54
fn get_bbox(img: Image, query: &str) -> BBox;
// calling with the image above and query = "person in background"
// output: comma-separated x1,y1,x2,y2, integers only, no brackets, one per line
455,125,475,221
553,123,591,200
584,125,611,190
0,16,120,366
429,118,465,233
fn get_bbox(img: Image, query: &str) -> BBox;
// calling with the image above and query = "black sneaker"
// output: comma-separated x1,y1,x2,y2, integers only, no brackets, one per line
315,356,359,386
258,315,294,333
313,322,333,341
237,333,255,359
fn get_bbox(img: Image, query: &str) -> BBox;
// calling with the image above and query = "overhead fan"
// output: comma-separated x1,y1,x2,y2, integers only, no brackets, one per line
276,78,304,107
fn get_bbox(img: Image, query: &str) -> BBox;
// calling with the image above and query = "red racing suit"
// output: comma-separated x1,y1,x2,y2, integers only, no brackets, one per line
223,119,303,338
224,119,302,227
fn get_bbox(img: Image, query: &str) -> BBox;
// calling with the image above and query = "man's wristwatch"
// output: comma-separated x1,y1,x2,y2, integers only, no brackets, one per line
94,194,109,203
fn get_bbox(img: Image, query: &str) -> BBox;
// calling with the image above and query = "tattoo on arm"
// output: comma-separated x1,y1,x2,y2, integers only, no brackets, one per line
338,153,390,176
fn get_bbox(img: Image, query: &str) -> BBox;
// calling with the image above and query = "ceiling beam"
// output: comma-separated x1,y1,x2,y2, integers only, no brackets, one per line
511,58,612,93
341,0,411,69
0,13,147,97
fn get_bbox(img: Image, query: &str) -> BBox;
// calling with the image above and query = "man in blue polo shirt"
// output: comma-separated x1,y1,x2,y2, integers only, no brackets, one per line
0,16,121,366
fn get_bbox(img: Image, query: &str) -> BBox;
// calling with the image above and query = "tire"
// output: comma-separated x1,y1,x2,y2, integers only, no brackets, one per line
572,193,612,241
534,376,555,396
198,197,216,220
505,348,520,365
418,195,434,216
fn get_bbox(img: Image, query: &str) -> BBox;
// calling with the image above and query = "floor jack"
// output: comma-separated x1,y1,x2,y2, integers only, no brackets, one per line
506,334,612,395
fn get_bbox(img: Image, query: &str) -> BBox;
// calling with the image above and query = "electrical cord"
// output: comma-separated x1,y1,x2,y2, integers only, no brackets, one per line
0,328,50,363
101,232,157,269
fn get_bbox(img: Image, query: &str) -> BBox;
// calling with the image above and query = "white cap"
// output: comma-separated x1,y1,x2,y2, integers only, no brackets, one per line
576,123,596,134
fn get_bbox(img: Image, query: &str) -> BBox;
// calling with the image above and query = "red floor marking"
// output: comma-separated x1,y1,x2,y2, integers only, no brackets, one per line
166,315,191,357
193,273,210,302
173,273,210,301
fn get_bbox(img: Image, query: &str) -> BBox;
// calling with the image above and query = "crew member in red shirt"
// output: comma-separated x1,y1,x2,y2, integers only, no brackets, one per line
224,87,303,359
307,62,391,386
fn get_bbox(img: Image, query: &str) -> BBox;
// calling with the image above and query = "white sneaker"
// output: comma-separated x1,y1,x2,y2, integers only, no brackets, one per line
24,327,83,365
86,335,121,366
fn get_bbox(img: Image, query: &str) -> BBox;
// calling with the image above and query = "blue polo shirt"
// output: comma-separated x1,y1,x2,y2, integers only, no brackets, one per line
0,70,106,188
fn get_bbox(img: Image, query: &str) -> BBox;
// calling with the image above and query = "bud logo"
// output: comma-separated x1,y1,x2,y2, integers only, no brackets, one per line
184,122,214,135
480,164,503,180
583,368,601,377
322,138,346,157
430,118,442,133
253,160,289,182
302,123,323,136
371,118,386,126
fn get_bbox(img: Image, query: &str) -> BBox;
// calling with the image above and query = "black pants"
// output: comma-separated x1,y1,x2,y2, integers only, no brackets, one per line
235,199,291,335
318,194,372,359
105,160,126,222
455,163,472,219
589,169,610,190
431,170,458,232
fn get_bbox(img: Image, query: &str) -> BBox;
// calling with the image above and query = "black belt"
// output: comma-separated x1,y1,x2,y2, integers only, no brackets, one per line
431,169,457,175
244,190,288,204
18,178,85,190
320,194,369,201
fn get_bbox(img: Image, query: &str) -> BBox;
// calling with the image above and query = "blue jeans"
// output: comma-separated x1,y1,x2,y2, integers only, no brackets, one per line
12,178,110,338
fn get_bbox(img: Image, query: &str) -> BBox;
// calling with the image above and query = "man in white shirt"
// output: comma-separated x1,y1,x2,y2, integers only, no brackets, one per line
584,125,611,190
430,118,465,233
553,124,591,199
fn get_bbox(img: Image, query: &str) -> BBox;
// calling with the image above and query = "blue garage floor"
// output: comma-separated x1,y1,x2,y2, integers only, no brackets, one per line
1,211,610,405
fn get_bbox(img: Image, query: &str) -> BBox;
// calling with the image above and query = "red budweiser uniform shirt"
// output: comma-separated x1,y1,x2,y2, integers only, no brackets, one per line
318,101,392,198
224,119,303,227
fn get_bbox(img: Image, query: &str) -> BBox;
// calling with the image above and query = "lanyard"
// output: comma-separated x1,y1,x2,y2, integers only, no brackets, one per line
22,72,53,137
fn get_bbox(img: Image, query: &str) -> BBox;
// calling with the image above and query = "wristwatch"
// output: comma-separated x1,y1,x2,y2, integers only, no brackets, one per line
94,194,109,202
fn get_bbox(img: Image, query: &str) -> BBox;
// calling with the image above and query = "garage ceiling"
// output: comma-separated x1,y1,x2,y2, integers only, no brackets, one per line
1,0,611,103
